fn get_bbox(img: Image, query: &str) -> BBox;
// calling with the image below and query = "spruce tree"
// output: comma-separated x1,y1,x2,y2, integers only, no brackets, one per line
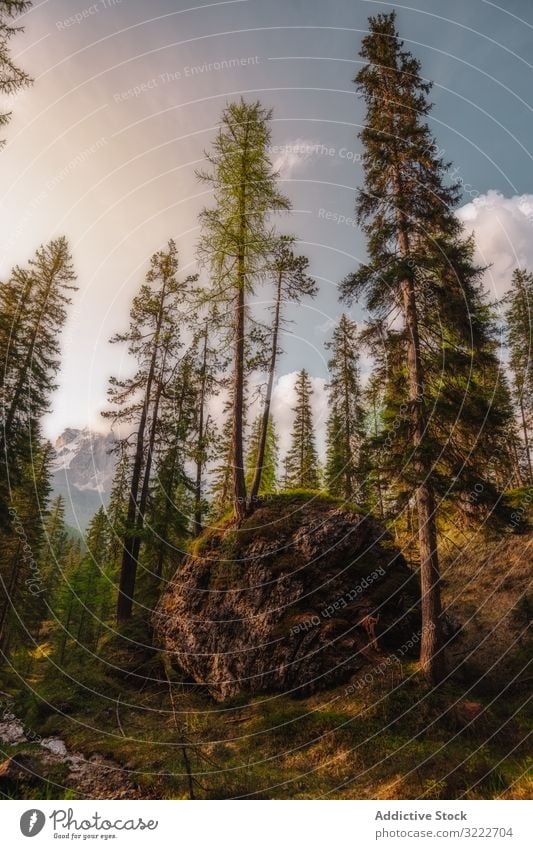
197,99,289,520
341,12,513,682
324,314,364,501
504,268,533,482
285,369,320,489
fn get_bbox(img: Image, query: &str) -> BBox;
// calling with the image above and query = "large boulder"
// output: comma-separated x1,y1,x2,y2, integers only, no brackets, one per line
154,494,420,700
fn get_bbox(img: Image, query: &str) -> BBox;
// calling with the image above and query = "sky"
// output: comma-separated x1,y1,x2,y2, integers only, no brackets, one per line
2,0,533,449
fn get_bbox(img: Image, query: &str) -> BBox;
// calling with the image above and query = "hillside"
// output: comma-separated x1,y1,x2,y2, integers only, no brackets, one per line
0,505,530,800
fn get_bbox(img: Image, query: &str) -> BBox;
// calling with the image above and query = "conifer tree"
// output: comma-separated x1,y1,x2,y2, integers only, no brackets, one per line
245,413,278,495
52,508,111,661
145,351,198,588
0,238,77,522
359,371,385,518
324,314,364,501
248,236,316,507
0,433,53,656
0,2,33,146
341,12,513,682
39,494,69,603
504,268,533,482
197,99,289,520
104,442,129,570
210,403,234,516
104,240,197,622
285,369,320,489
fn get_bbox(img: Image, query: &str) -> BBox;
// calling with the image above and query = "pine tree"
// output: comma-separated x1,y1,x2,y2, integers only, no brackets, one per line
104,240,197,622
145,351,198,588
324,314,364,501
341,12,513,682
504,268,533,482
0,432,53,656
248,236,316,507
0,2,33,146
359,371,385,518
0,238,77,523
40,494,69,603
285,370,320,489
246,413,278,495
210,403,234,516
104,441,129,569
52,508,112,662
197,99,290,520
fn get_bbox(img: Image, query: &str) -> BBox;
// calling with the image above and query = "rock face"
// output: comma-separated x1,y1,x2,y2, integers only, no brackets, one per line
155,495,420,701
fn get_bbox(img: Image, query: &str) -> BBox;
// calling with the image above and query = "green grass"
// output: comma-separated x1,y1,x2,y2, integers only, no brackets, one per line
1,647,531,800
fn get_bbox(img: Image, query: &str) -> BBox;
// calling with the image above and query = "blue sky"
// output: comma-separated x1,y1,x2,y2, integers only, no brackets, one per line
2,0,533,441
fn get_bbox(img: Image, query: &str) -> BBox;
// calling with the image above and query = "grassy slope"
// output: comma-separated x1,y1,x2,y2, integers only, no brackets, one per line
1,501,531,800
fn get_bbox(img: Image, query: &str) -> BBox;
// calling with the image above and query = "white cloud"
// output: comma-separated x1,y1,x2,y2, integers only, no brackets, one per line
457,191,533,298
268,138,322,176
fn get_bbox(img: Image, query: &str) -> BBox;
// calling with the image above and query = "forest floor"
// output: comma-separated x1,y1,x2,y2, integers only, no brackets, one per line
0,527,531,800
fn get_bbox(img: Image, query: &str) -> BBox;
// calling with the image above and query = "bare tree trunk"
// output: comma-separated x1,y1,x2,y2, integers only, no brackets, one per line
342,333,353,501
510,432,524,487
128,380,164,589
249,272,283,508
116,395,149,623
399,258,446,685
193,328,208,535
117,284,167,622
519,396,532,484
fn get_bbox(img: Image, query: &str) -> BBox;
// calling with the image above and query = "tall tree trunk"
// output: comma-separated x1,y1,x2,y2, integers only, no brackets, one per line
519,396,532,484
116,395,149,623
399,241,446,685
129,378,165,588
342,332,353,501
193,328,208,535
392,151,445,684
249,272,283,507
116,284,167,622
232,133,249,522
509,432,524,488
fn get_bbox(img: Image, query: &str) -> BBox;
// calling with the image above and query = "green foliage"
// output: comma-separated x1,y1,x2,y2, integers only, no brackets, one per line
197,98,290,517
0,1,33,145
324,314,365,501
245,414,279,494
341,11,514,527
284,369,320,490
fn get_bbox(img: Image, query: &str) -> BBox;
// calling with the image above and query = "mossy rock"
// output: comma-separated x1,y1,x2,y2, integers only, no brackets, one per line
154,494,420,700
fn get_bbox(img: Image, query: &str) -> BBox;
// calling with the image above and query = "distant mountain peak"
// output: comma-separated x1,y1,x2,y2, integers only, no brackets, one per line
52,428,117,531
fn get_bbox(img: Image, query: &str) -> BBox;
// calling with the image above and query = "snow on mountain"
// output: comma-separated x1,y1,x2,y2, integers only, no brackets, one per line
52,428,117,531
